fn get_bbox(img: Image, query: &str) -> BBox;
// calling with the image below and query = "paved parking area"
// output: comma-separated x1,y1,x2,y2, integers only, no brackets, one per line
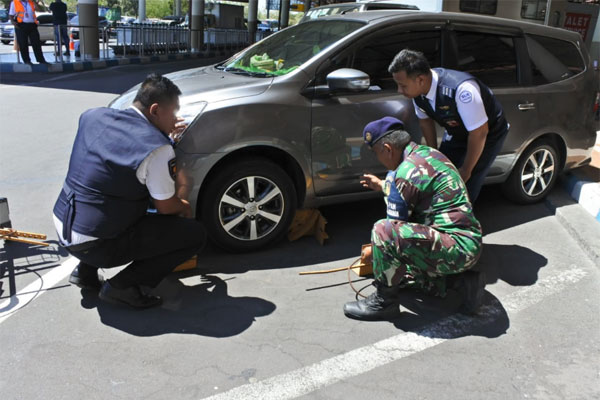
1,63,598,400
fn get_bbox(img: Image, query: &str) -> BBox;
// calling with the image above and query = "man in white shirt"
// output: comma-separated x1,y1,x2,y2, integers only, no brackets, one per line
389,49,509,202
53,74,206,309
8,0,48,65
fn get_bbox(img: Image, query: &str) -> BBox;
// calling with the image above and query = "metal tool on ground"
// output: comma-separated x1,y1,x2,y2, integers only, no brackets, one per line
300,244,373,298
0,228,49,247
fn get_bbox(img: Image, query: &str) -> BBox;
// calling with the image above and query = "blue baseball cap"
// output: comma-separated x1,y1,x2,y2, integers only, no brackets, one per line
363,117,405,147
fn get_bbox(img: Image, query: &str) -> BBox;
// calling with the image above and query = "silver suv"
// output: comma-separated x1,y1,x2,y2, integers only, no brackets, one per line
110,11,598,252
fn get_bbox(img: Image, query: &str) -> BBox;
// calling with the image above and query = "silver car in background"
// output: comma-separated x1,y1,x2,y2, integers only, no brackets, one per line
110,11,598,252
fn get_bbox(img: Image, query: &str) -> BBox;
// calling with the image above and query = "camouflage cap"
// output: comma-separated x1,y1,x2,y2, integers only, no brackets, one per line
363,117,405,147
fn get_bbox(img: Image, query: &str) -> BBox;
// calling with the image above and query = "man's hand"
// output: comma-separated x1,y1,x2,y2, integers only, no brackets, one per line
361,244,373,264
361,174,383,192
179,199,193,218
169,117,188,143
154,196,193,218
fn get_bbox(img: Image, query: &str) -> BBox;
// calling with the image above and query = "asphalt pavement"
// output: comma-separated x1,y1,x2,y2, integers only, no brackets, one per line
0,62,599,400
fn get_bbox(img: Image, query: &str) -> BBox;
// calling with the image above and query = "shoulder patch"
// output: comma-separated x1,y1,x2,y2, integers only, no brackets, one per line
459,91,473,103
168,158,177,180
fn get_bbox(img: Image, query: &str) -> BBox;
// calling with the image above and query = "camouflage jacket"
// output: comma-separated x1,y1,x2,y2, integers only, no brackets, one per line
383,141,482,246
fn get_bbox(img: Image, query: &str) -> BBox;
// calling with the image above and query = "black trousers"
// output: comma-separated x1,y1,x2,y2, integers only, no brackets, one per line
15,22,46,63
67,215,207,288
439,128,509,203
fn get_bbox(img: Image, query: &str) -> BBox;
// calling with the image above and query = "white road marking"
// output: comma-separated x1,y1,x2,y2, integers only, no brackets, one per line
0,257,78,325
201,266,588,400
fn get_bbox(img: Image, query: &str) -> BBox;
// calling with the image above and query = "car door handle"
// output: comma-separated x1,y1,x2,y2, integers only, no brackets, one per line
518,102,536,111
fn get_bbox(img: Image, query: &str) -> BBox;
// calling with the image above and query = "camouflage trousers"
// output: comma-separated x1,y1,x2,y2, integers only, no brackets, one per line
372,219,482,297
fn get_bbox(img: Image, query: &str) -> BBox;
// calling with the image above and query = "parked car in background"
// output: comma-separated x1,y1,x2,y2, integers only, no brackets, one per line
69,15,111,44
299,1,419,23
258,19,279,32
0,8,9,23
161,15,185,25
109,11,598,252
1,13,55,45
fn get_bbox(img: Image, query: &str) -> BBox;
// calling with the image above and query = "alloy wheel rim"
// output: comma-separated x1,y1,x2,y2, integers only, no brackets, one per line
218,176,284,241
520,148,555,197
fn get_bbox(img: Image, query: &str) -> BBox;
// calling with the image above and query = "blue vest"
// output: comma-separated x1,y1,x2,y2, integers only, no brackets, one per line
413,68,508,143
53,107,172,241
383,169,408,221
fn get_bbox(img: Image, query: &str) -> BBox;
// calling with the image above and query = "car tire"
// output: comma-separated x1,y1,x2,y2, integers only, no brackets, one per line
1,40,10,45
200,157,297,252
502,139,559,204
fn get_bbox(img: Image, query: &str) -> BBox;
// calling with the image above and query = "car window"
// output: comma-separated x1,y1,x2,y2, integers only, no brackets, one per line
459,0,498,15
317,29,441,90
37,14,53,24
223,20,365,76
526,34,584,85
453,31,517,87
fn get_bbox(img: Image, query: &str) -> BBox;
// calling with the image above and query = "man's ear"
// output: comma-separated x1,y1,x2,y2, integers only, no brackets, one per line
382,143,393,155
149,103,159,117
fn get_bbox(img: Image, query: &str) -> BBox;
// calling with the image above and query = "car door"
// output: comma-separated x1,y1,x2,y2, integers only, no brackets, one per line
310,24,444,196
444,25,540,179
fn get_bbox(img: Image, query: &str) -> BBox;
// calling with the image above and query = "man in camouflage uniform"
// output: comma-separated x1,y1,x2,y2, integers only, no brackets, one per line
343,117,485,321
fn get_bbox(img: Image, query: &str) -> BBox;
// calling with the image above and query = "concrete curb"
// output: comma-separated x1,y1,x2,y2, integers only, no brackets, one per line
545,181,600,266
0,51,232,73
563,173,600,223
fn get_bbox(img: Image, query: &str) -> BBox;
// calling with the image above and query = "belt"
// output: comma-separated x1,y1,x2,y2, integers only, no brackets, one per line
66,239,103,253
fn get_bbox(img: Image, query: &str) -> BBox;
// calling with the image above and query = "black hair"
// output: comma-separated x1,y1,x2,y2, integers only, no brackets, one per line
133,73,182,108
376,130,411,150
388,49,431,77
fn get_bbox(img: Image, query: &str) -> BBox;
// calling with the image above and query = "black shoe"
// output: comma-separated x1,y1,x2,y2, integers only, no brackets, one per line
450,270,486,315
99,281,162,309
69,263,103,291
39,61,49,65
343,281,401,321
63,51,70,56
24,61,32,65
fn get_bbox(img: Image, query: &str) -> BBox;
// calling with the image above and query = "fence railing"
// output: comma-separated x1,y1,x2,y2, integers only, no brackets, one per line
28,23,273,63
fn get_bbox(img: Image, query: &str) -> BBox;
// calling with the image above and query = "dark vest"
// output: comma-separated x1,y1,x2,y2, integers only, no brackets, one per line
53,107,171,241
414,68,508,143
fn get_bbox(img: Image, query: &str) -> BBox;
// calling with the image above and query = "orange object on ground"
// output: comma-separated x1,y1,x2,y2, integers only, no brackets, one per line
173,255,198,272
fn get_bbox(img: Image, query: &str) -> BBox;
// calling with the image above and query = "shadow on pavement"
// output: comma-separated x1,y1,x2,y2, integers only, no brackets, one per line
478,243,548,286
475,184,554,236
80,274,275,338
200,197,384,274
0,59,215,94
340,240,546,339
391,290,509,339
0,240,69,299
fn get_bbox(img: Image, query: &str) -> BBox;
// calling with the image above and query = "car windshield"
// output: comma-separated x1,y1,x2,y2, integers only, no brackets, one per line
301,5,361,22
221,20,364,77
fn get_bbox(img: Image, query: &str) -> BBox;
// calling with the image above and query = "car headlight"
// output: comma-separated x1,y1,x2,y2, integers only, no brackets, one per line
178,101,208,126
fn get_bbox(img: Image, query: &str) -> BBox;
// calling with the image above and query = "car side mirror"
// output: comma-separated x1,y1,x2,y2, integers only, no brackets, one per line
326,68,370,93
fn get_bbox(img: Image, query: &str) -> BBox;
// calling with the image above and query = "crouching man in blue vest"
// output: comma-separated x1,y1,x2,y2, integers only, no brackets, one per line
53,73,206,309
389,49,509,203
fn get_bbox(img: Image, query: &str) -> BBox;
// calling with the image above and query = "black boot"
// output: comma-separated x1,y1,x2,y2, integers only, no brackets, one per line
343,281,401,321
69,262,103,291
449,270,486,315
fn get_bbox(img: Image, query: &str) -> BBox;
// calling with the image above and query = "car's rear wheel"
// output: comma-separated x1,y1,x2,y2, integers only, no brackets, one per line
502,139,559,204
200,158,297,252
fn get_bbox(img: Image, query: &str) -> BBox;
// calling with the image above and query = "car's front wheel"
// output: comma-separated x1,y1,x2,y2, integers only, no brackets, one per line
502,139,559,204
200,158,297,252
